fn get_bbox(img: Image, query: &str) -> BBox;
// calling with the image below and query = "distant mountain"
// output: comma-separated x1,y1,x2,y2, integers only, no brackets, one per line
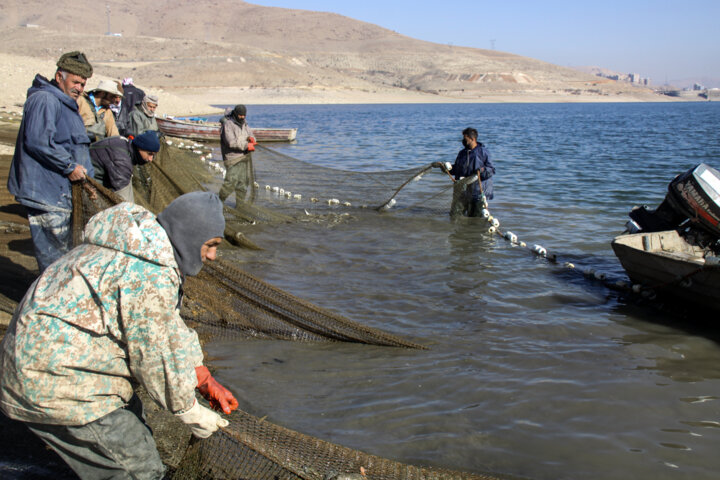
0,0,667,101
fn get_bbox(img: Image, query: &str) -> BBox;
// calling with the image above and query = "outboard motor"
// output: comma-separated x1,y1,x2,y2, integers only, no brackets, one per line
626,163,720,239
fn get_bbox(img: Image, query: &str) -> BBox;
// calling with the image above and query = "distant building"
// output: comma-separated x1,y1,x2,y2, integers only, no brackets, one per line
593,71,651,87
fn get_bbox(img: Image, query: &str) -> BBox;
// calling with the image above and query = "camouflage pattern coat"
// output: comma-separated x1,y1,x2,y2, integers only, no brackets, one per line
0,203,204,425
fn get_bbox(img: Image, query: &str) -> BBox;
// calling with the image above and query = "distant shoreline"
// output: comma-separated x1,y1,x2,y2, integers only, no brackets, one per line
165,85,685,108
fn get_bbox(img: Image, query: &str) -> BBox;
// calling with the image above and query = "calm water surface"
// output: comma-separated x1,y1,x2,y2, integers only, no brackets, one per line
205,103,720,480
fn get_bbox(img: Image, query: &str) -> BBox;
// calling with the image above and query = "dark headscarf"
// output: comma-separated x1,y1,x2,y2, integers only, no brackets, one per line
157,192,225,276
229,104,247,127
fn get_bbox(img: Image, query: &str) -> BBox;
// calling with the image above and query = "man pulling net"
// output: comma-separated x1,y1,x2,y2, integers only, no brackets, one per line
433,127,496,218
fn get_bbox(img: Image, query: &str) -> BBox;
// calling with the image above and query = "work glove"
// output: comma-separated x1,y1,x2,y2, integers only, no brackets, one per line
175,399,229,438
246,136,257,151
195,366,239,414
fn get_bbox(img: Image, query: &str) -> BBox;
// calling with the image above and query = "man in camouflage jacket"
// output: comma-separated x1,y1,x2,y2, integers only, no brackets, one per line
0,192,238,479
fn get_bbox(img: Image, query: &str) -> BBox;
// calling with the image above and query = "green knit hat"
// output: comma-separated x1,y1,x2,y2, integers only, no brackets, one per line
56,51,93,79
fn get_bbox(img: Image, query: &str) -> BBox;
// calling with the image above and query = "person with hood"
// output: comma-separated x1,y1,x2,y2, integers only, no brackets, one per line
116,77,145,137
7,51,96,272
219,104,257,204
90,130,161,202
0,191,238,480
128,94,159,138
77,79,123,142
434,127,496,217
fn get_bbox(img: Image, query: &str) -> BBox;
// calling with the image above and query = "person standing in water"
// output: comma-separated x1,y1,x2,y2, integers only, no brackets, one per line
219,104,257,204
435,127,495,217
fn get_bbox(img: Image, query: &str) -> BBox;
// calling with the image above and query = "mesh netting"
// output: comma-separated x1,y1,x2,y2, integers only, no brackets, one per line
63,141,511,480
172,410,512,480
182,260,424,348
240,145,469,218
71,142,425,349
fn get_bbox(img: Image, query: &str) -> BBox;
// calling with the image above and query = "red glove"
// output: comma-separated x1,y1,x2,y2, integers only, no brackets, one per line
248,136,256,144
195,366,239,414
247,136,256,152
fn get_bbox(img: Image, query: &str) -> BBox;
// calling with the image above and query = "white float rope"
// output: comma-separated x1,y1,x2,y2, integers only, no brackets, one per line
480,203,695,300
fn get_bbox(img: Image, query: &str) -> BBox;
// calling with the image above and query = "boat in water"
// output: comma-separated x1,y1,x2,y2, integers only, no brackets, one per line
156,116,297,142
611,163,720,312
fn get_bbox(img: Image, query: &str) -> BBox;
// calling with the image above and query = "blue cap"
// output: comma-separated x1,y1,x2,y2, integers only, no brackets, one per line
132,130,160,152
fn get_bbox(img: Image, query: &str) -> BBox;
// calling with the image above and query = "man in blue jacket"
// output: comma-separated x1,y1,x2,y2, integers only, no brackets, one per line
7,51,95,272
434,127,495,217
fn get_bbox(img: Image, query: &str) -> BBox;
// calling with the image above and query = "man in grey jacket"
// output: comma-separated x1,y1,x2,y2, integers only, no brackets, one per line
219,104,257,204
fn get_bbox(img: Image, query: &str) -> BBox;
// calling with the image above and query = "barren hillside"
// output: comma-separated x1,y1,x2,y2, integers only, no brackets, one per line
0,0,666,103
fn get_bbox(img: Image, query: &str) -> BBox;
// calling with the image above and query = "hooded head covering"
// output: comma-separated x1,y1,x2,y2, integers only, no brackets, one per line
157,192,225,276
233,104,247,117
229,104,247,127
141,94,159,116
56,51,93,78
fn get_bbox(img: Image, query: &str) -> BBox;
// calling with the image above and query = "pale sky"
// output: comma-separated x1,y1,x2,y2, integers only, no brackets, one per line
252,0,720,85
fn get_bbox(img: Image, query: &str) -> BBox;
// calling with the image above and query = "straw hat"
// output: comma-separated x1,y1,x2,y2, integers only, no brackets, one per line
93,79,123,97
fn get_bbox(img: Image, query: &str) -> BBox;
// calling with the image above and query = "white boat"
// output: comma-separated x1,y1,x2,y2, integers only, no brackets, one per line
613,163,720,312
611,230,720,311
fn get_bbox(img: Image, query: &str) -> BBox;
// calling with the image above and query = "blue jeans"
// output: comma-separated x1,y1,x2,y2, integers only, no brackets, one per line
26,207,73,272
26,395,165,480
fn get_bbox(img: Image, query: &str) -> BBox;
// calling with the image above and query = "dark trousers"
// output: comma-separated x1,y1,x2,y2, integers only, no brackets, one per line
26,395,165,480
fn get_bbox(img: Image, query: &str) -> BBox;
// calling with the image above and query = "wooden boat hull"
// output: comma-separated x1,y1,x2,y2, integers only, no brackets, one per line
156,117,297,142
611,230,720,311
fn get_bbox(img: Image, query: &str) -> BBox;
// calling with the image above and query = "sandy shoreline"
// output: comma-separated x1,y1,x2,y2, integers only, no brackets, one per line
167,85,678,107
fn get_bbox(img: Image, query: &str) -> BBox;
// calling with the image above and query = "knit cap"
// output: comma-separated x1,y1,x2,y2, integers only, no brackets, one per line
56,51,93,78
132,131,160,152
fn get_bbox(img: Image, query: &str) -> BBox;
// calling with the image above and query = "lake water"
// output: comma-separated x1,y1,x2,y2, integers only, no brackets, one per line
204,102,720,480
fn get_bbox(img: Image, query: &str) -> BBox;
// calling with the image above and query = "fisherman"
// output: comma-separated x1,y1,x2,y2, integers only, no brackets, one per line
434,127,495,217
90,130,161,202
0,191,239,480
219,104,257,204
128,93,159,138
116,77,145,137
7,51,95,272
77,79,123,141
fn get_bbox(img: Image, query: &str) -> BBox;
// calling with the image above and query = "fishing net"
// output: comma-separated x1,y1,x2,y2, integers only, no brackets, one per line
237,145,469,218
64,141,510,480
182,260,424,347
173,409,511,480
70,152,423,349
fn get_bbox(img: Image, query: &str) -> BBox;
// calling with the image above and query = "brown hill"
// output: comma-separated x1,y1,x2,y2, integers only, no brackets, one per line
0,0,668,103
